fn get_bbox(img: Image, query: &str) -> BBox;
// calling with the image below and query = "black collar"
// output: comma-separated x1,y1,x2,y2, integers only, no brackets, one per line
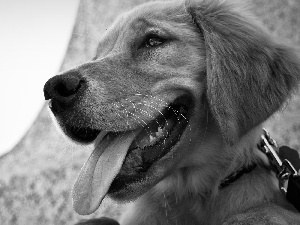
219,164,257,189
219,129,264,189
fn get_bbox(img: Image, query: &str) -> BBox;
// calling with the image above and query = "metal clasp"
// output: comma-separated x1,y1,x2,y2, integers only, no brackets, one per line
257,128,298,196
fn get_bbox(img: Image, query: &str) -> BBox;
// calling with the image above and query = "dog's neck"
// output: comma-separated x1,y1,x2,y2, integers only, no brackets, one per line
131,126,284,225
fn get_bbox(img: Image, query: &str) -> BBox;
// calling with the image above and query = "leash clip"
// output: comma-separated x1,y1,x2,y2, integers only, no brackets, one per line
258,128,298,196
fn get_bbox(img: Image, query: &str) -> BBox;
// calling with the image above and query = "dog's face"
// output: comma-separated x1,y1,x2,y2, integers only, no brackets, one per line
44,0,300,216
44,1,207,214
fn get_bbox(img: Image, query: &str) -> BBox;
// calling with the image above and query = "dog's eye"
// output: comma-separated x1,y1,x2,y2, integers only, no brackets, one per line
143,35,166,48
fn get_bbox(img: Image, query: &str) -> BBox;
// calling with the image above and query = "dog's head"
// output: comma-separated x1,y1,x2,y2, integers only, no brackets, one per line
44,0,300,215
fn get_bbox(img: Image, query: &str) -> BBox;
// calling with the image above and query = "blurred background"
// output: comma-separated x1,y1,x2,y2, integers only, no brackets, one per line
0,0,79,156
0,0,300,224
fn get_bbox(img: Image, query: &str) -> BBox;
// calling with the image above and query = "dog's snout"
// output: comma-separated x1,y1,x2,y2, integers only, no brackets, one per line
43,71,85,104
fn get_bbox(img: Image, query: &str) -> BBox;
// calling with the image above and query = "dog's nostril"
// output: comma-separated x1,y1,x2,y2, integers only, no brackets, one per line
54,77,82,98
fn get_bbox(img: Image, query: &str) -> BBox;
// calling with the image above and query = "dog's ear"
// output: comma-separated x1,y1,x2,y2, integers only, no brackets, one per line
186,0,300,143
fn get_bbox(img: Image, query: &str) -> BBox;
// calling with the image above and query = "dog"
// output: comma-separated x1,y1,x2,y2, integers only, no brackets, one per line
43,0,300,224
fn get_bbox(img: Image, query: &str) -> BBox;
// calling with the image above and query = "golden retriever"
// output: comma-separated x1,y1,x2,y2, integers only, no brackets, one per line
43,0,300,224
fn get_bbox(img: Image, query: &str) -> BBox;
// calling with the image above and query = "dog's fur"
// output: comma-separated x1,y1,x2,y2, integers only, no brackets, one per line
44,0,300,224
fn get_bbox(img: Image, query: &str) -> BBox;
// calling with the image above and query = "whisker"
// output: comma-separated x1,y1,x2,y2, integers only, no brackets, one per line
112,102,148,127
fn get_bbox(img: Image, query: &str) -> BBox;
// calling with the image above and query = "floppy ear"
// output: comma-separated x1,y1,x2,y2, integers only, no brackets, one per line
186,0,300,143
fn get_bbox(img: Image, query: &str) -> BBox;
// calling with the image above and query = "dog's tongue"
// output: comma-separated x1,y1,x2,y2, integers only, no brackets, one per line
72,130,139,215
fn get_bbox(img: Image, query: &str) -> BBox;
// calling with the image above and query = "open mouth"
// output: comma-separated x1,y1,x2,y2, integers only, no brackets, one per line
68,95,193,215
109,96,191,192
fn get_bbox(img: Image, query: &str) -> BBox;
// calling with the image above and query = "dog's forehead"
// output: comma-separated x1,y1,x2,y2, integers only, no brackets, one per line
130,1,182,19
119,1,186,31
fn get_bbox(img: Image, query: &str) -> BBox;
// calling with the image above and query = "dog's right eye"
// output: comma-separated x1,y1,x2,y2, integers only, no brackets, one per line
140,34,166,49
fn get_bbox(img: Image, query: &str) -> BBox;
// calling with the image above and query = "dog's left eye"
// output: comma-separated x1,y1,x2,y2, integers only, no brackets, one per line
142,34,166,48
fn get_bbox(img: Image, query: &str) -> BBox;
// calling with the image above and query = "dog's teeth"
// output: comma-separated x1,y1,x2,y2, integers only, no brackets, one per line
149,135,156,144
131,113,179,150
155,127,163,138
134,124,169,149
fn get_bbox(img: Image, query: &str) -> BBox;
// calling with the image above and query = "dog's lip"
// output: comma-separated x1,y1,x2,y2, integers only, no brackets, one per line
64,123,101,144
48,99,102,144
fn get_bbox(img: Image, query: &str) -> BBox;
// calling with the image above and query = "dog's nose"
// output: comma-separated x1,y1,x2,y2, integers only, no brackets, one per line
43,71,85,105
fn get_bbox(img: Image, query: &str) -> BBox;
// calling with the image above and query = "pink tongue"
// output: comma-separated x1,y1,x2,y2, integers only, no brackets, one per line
72,130,140,215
